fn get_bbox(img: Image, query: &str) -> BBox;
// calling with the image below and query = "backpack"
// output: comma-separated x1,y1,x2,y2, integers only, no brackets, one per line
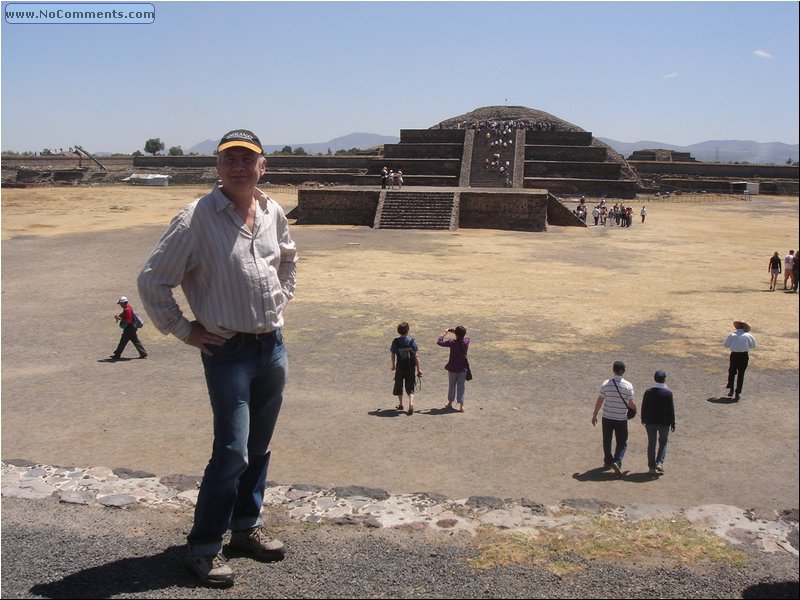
396,338,416,370
133,311,145,329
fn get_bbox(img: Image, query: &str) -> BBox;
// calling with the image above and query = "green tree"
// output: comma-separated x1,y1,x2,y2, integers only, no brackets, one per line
132,150,143,157
144,138,165,155
293,146,307,155
281,145,293,154
168,146,184,156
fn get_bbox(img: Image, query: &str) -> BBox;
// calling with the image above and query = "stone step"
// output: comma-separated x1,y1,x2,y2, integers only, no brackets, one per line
376,190,456,230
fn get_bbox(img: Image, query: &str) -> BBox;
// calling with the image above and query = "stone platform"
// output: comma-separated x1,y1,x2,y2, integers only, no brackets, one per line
2,460,796,556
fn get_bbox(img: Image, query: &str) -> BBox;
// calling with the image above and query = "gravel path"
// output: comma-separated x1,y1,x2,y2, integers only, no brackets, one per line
2,496,797,599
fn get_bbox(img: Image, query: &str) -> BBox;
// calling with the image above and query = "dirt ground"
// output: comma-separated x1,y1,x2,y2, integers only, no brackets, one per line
1,186,798,511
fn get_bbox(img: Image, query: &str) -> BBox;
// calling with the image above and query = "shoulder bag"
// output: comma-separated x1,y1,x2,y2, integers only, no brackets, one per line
460,339,473,381
611,378,636,420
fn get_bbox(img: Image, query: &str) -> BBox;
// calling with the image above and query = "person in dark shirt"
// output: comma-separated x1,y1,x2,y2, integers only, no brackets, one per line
437,325,470,412
390,322,422,415
768,251,782,291
640,370,675,476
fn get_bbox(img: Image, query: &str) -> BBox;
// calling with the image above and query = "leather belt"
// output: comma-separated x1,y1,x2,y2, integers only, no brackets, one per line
236,331,276,341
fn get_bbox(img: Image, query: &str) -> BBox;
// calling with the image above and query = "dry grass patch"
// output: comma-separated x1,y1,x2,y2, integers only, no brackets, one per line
468,515,746,574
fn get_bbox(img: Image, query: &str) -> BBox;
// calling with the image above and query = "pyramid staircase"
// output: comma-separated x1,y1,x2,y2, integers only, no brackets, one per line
374,190,457,230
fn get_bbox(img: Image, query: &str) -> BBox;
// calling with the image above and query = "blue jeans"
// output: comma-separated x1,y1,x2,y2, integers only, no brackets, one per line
448,371,467,404
646,424,670,468
188,330,288,556
601,417,628,466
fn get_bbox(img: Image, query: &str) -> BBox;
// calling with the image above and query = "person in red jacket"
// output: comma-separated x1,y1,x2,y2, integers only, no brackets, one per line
111,295,147,360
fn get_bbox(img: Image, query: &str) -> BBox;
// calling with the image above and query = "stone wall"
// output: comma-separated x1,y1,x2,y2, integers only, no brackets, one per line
289,188,379,225
134,156,215,167
524,161,621,178
524,131,593,146
459,191,549,231
659,178,793,194
399,129,466,143
525,146,608,161
524,177,637,199
133,155,377,169
366,158,461,176
383,144,464,159
287,188,585,232
629,150,695,162
546,194,588,227
629,161,798,179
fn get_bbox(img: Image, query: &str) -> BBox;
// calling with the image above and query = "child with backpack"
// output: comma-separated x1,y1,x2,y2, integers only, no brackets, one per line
390,322,422,415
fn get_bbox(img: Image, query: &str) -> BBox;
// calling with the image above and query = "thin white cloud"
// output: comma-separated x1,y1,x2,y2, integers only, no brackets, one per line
753,49,773,59
662,72,679,79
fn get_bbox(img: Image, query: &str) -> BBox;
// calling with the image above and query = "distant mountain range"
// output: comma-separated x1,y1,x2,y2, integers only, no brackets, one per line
186,132,400,156
599,138,799,165
168,132,797,165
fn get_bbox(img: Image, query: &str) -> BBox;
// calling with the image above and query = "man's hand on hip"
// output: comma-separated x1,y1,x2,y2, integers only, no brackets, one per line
186,322,227,356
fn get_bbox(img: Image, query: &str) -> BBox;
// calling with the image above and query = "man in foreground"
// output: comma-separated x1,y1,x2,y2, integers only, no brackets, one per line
138,129,297,586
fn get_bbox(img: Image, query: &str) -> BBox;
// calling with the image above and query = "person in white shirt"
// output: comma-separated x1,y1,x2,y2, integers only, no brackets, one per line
591,361,636,475
783,250,795,290
138,129,297,587
723,321,756,401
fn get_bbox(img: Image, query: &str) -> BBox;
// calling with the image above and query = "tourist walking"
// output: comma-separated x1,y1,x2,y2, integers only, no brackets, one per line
768,251,782,291
640,370,675,476
793,253,799,292
111,295,147,360
783,250,795,290
724,320,756,401
591,361,635,475
436,326,470,412
390,322,422,415
138,128,298,587
640,206,647,223
381,166,388,189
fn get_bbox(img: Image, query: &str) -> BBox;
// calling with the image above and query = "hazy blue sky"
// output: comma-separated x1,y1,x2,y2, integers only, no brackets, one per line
2,1,798,154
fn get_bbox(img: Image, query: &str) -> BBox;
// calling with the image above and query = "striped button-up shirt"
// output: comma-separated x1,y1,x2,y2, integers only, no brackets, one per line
137,185,297,341
599,376,635,421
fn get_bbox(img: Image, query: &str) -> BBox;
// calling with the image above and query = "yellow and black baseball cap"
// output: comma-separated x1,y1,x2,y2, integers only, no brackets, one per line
216,129,263,154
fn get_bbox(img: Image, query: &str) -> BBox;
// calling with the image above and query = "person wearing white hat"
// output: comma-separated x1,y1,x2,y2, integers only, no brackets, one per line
724,321,756,401
111,296,147,360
